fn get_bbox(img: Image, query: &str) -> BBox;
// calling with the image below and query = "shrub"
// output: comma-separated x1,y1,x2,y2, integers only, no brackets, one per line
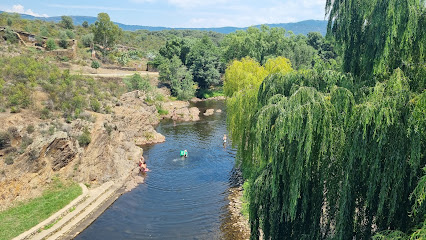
20,135,33,150
0,131,11,150
65,30,75,39
5,155,14,165
4,27,18,44
78,128,91,147
40,107,51,119
156,104,169,115
8,83,31,108
91,60,100,70
46,39,57,51
90,97,101,112
10,106,20,113
7,127,19,139
59,31,68,49
81,33,94,48
26,125,35,134
48,126,56,135
124,74,152,93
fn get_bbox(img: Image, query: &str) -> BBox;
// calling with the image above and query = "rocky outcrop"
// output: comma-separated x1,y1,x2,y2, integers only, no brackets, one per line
45,138,78,171
0,90,166,210
203,109,215,116
162,101,200,121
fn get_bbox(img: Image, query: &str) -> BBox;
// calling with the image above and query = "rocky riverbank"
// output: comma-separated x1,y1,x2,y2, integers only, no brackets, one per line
0,90,200,212
227,168,251,239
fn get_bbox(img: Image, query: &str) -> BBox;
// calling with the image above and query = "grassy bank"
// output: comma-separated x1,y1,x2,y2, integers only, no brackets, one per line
0,178,82,240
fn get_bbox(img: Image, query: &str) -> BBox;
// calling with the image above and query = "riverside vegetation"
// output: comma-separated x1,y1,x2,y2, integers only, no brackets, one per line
0,12,208,240
1,1,423,239
224,0,425,239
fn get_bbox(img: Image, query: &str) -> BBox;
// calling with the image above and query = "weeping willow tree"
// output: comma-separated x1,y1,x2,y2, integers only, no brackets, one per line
224,1,425,239
224,57,293,174
325,0,425,87
243,69,425,240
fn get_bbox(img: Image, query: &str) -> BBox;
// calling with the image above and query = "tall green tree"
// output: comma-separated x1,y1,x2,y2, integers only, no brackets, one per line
91,13,121,54
158,56,195,100
60,16,74,29
186,36,222,89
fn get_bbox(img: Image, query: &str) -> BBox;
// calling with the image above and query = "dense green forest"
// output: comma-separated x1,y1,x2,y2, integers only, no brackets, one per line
1,11,334,101
224,0,425,239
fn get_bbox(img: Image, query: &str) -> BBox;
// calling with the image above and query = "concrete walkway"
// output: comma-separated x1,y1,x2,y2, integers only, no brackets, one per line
12,170,140,240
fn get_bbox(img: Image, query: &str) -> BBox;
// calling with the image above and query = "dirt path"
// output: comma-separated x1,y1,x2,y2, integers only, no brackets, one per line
81,71,158,78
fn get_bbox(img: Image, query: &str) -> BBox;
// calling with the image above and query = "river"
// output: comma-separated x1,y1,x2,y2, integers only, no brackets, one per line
75,100,246,240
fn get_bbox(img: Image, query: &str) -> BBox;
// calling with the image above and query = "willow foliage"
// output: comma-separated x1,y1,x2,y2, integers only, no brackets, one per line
244,69,425,240
224,57,293,173
325,0,425,84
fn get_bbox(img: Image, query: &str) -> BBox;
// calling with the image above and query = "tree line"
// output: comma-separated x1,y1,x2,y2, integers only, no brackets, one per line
154,25,337,99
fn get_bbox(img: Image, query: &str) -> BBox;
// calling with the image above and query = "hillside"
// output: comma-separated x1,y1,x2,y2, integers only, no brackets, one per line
0,11,327,35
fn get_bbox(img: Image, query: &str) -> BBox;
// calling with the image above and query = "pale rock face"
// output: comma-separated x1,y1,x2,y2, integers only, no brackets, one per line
203,109,215,116
0,89,203,210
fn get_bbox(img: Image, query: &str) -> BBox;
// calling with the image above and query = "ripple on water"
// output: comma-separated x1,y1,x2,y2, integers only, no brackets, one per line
76,101,244,240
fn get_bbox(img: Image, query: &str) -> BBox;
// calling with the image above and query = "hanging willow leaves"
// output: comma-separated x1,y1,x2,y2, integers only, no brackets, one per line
231,69,425,240
336,69,423,239
325,0,425,85
247,72,354,240
224,57,292,174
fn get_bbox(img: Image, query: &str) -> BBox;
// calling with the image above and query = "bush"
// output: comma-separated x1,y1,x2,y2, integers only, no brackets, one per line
8,83,31,108
91,60,100,70
10,106,20,113
5,155,14,165
26,125,35,134
0,131,11,150
46,39,57,51
59,31,68,49
65,30,75,39
20,135,33,150
124,74,152,93
40,107,51,119
78,128,91,147
90,97,101,112
7,127,19,139
156,104,169,115
81,33,94,48
4,27,18,44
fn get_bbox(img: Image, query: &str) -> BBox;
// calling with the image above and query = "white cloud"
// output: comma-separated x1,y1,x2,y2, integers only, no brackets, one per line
6,4,48,17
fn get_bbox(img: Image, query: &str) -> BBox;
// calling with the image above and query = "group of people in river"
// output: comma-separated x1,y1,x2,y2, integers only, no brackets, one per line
138,134,228,173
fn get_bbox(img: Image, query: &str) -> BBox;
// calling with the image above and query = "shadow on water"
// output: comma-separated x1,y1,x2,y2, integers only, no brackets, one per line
75,100,246,240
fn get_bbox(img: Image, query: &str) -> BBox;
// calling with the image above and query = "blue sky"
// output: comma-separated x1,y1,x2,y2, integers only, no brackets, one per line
1,0,327,28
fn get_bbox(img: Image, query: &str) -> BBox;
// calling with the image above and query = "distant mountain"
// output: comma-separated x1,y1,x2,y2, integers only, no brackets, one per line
0,11,327,35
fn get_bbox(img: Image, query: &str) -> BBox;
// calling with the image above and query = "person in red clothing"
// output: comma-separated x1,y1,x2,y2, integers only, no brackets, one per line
138,157,150,172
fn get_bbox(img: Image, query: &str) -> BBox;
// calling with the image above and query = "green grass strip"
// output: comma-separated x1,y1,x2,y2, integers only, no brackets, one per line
0,180,82,240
